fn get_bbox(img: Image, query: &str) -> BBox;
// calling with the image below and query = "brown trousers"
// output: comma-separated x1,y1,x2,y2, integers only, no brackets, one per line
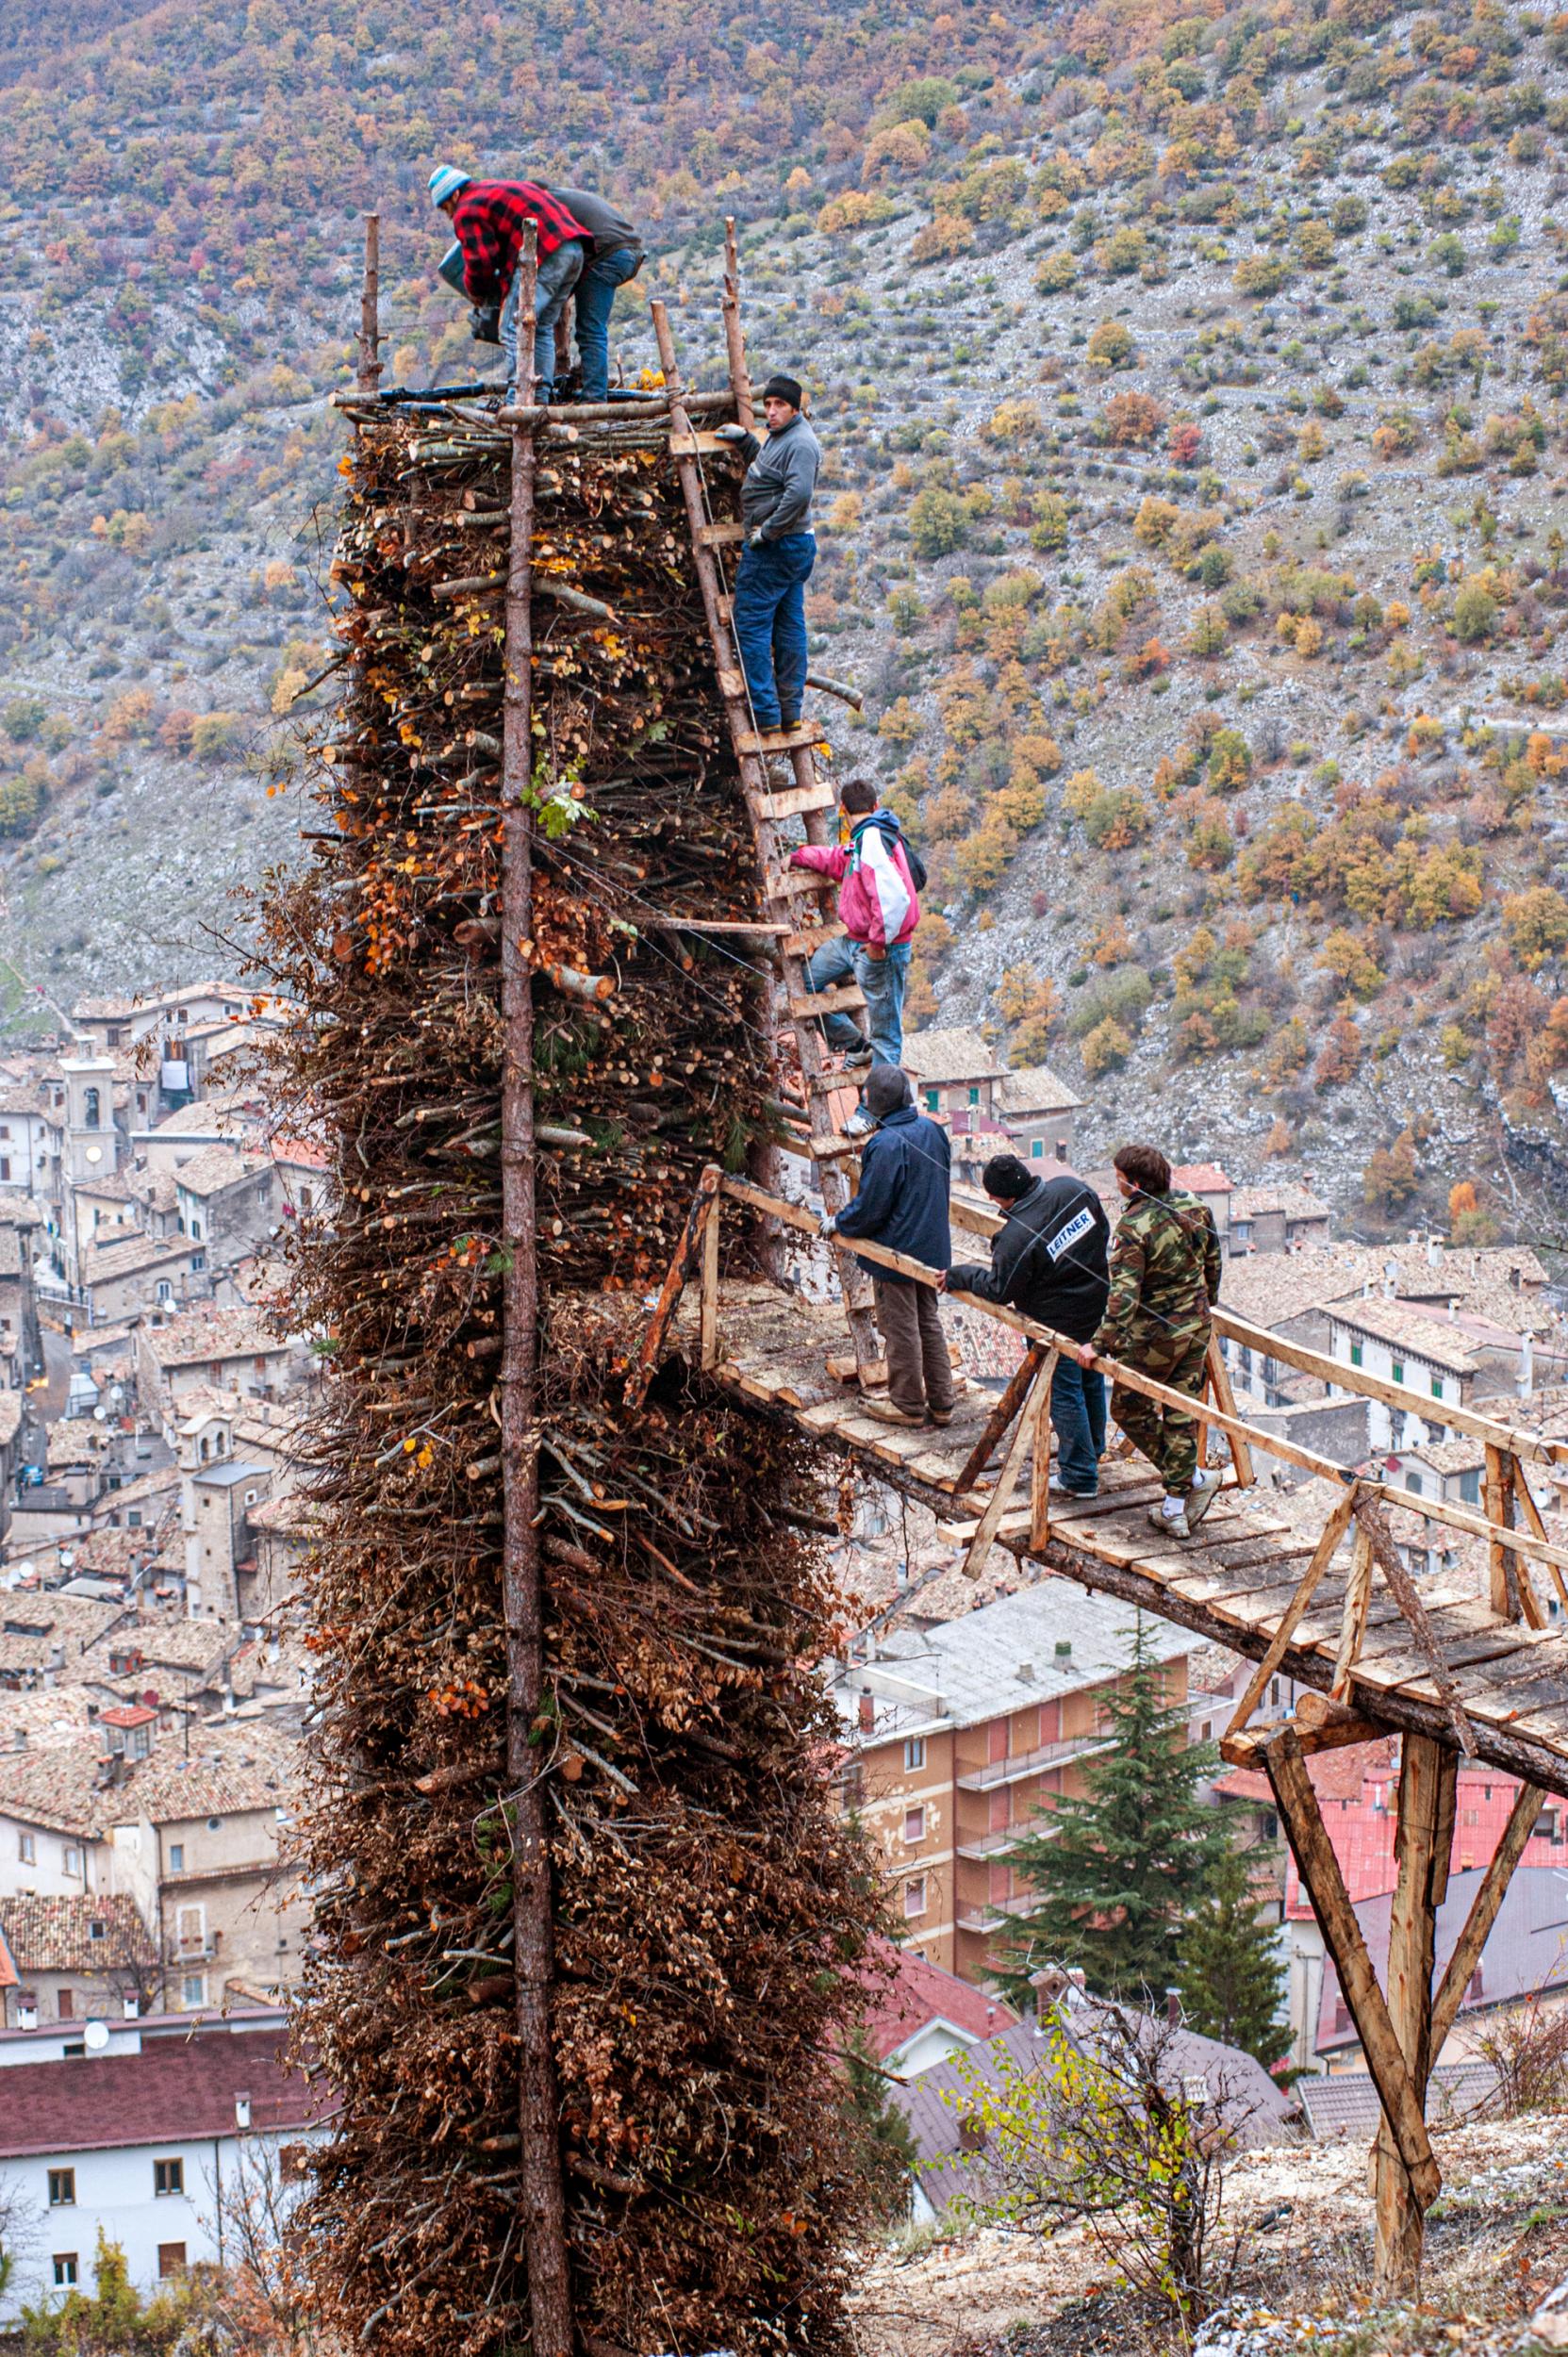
874,1277,955,1417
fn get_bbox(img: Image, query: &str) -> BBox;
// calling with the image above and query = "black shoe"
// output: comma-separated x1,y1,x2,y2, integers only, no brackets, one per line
779,708,801,730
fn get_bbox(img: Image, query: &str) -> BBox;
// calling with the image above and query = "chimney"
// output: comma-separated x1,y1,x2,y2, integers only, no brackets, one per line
17,2002,36,2032
857,1690,874,1735
1054,1640,1071,1660
1510,1264,1521,1292
1166,1989,1181,2028
1427,1232,1441,1267
123,1994,140,2020
1520,1333,1535,1399
1017,1660,1034,1684
234,2092,252,2132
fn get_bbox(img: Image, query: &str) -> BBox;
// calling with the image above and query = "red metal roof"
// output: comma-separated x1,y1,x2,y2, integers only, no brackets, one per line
857,1936,1018,2064
0,2029,329,2156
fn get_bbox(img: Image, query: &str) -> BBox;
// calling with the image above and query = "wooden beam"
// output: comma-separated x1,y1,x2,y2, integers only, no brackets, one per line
1212,1310,1568,1472
1263,1728,1441,2210
961,1353,1053,1580
699,1184,721,1373
1331,1524,1376,1703
1224,1484,1359,1742
951,1344,1046,1496
1486,1442,1520,1622
1031,1355,1057,1553
1220,1706,1388,1771
1429,1782,1547,2054
624,1163,722,1409
1375,1734,1456,2292
1512,1466,1568,1615
1206,1334,1255,1487
1354,1498,1477,1757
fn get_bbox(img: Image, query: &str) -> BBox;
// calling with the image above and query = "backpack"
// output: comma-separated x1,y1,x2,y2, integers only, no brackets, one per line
857,809,927,894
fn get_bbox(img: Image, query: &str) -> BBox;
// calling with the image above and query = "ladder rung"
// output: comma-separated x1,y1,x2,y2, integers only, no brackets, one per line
670,430,737,457
734,722,823,755
715,597,733,623
784,923,848,957
697,520,748,547
718,668,747,698
809,1135,860,1160
756,783,836,821
789,984,865,1020
805,1068,863,1094
767,867,837,899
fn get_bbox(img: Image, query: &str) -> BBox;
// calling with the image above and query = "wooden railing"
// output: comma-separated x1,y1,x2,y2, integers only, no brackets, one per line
628,1169,1568,1760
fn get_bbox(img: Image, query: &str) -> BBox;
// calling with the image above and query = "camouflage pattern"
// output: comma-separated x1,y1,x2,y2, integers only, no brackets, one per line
1094,1189,1222,1495
1092,1188,1222,1362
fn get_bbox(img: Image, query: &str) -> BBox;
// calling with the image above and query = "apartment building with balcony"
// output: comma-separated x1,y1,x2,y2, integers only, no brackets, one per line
833,1583,1192,1985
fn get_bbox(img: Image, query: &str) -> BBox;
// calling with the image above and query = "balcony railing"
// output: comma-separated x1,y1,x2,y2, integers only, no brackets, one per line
955,1729,1111,1792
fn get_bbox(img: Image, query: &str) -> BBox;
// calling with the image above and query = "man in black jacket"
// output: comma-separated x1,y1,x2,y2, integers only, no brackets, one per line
942,1153,1111,1496
826,1065,956,1429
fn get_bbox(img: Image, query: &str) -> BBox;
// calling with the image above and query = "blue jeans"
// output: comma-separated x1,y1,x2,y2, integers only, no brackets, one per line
501,240,586,399
804,935,910,1067
574,245,644,400
733,532,815,729
1051,1360,1107,1494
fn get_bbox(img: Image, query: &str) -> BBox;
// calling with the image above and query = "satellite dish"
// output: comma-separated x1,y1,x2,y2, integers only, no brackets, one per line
83,2019,110,2052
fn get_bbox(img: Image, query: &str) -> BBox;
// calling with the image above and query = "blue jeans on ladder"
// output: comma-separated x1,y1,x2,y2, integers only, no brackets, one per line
804,935,911,1067
733,532,815,730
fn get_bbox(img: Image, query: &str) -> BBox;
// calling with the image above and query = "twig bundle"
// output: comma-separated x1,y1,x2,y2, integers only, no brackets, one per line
263,408,882,2355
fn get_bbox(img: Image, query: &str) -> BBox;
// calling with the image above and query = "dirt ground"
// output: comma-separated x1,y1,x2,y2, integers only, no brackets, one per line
846,2114,1568,2357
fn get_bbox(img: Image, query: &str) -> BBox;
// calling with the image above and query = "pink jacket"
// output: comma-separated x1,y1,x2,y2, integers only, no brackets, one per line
789,811,920,952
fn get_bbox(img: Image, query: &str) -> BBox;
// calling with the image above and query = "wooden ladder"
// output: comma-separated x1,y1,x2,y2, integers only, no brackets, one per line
651,293,882,1385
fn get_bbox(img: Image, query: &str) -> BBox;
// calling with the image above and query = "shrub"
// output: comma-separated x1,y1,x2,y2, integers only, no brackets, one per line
1233,253,1290,299
1295,220,1335,270
1064,768,1153,849
0,771,44,836
817,190,896,236
982,400,1041,445
909,485,970,559
1363,1129,1421,1210
1373,407,1421,457
1317,927,1385,999
1030,492,1069,551
190,711,243,761
878,697,922,748
1315,1009,1362,1086
1188,604,1228,658
911,210,976,262
951,816,1019,893
2,698,47,744
1081,1015,1133,1076
1502,885,1568,968
1036,252,1078,293
1086,321,1136,371
1454,578,1499,642
1101,390,1166,447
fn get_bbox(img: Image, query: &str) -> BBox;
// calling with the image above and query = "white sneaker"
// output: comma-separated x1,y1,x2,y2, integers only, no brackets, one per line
1148,1501,1191,1541
1186,1468,1223,1529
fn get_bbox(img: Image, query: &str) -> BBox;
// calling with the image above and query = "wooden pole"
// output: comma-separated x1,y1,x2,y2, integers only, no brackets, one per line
1224,1482,1359,1741
721,217,755,430
1429,1781,1546,2052
498,224,573,2357
1263,1728,1441,2210
1204,1335,1254,1486
1030,1356,1056,1551
1486,1442,1521,1621
358,213,382,394
1374,1733,1456,2293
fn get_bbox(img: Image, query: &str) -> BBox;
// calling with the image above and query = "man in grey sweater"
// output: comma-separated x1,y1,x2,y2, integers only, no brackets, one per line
716,374,822,734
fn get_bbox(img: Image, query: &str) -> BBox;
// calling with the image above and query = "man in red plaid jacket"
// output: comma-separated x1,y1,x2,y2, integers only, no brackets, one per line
430,166,591,403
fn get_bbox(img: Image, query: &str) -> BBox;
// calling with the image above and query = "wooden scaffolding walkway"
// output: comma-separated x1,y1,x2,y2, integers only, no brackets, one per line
633,1164,1568,2291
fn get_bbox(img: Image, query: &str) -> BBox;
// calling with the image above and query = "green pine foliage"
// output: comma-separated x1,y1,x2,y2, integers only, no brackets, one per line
842,2023,918,2223
1175,1844,1294,2073
991,1617,1229,2005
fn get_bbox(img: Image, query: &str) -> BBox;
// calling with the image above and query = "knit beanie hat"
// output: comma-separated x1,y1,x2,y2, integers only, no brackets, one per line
865,1064,912,1121
762,373,804,409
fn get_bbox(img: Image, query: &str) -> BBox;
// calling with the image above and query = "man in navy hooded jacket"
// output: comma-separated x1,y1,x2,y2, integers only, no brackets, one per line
825,1064,956,1428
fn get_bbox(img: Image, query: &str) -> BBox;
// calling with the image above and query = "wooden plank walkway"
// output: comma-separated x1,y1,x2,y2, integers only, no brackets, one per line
686,1284,1568,1801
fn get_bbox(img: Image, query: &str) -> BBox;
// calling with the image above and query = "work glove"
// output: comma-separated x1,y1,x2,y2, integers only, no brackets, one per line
470,305,502,345
749,526,767,548
714,420,749,443
818,1211,837,1240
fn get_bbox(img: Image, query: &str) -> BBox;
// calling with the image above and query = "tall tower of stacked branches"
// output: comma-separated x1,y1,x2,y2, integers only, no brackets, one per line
265,378,881,2353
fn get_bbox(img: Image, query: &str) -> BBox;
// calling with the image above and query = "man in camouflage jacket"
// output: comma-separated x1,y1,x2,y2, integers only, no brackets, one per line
1076,1143,1224,1540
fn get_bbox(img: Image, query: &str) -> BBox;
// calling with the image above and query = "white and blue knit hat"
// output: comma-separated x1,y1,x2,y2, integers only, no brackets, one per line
428,165,471,206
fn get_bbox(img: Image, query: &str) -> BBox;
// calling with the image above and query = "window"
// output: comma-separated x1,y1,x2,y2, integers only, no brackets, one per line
1459,1467,1481,1505
903,1876,927,1919
175,1904,206,1953
1392,1360,1405,1385
1430,1376,1444,1400
1031,1139,1043,1158
157,2243,187,2279
88,1920,105,1943
1348,1340,1362,1367
53,2254,77,2288
154,2158,184,2198
169,1843,185,1871
0,1160,8,1185
903,1806,926,1844
967,1086,980,1106
1263,1810,1279,1842
181,1973,207,2009
47,2170,74,2207
83,1088,100,1129
902,1737,925,1772
206,1817,223,1833
18,1833,33,1864
62,1847,81,1877
57,1990,74,2020
1406,1474,1423,1496
127,1508,142,1528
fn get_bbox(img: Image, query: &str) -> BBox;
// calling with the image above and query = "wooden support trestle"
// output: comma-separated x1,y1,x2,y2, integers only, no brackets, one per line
648,279,881,1385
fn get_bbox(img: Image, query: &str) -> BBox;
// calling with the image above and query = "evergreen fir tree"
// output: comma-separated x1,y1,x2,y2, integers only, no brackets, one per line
841,2024,918,2223
1175,1843,1294,2072
991,1615,1230,2005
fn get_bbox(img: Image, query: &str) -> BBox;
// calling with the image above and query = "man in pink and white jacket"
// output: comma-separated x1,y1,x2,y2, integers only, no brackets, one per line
789,778,922,1117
